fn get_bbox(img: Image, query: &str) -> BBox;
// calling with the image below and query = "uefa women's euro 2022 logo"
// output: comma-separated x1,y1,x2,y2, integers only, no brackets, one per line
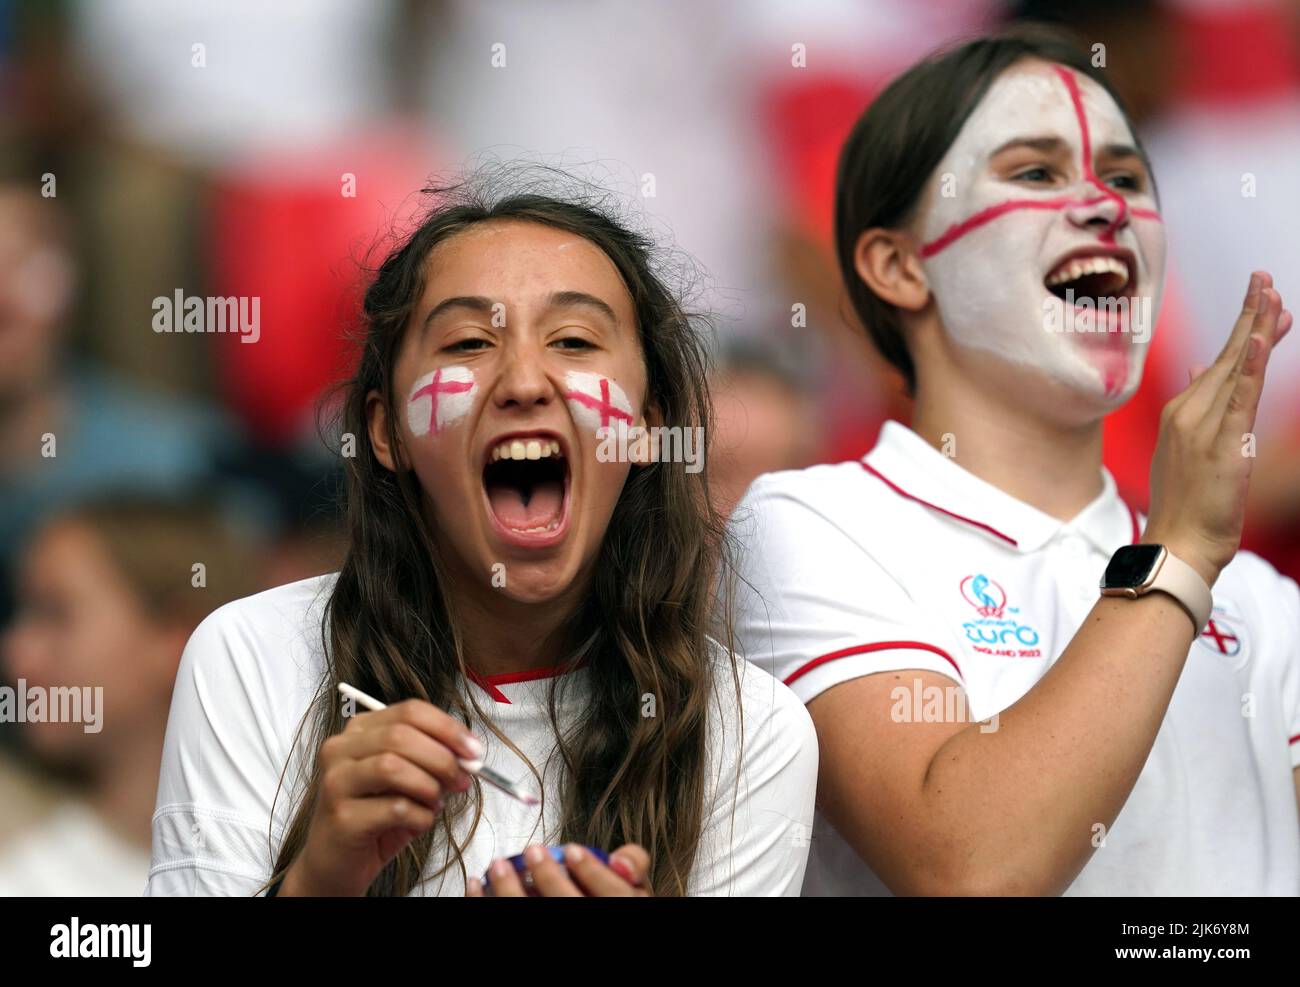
959,574,1043,658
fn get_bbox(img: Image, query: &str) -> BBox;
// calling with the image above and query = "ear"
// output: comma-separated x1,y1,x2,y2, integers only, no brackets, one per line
639,398,663,432
853,227,930,313
366,389,403,472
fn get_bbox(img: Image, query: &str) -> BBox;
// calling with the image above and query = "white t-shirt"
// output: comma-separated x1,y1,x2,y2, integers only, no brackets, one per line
0,801,152,897
731,420,1300,896
145,574,817,896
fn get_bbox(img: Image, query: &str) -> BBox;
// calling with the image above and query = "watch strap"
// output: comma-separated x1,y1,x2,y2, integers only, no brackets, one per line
1150,550,1212,633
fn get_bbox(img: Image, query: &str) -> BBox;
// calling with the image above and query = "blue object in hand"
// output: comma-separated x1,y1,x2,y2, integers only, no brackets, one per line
482,846,610,894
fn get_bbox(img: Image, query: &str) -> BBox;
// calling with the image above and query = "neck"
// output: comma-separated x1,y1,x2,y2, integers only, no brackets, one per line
450,576,586,679
911,365,1105,522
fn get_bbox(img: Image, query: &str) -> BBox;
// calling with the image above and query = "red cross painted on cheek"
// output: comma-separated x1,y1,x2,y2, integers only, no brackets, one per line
568,377,633,429
919,67,1162,260
409,367,476,435
563,373,635,433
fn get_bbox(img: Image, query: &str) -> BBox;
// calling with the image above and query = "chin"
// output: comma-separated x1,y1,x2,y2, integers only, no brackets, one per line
1034,355,1142,424
492,562,584,605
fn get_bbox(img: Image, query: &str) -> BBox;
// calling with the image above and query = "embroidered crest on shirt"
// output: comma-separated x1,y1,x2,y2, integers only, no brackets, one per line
1195,605,1249,671
959,573,1043,658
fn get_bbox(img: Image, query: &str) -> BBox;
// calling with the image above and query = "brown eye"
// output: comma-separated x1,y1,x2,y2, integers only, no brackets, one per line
446,338,490,352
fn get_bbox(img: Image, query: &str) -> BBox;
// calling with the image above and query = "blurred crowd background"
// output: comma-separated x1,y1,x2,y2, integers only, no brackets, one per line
1,0,1298,895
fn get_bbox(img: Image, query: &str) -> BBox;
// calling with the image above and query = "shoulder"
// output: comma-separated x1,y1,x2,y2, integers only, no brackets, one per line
689,640,819,894
1213,550,1299,656
152,574,339,873
191,572,337,646
734,461,879,522
178,572,338,710
1216,550,1299,617
728,461,888,572
1219,549,1296,590
703,638,818,771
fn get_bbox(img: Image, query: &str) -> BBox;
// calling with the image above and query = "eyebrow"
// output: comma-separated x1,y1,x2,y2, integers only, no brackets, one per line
420,295,495,335
419,290,621,338
546,290,619,326
991,136,1150,172
1096,142,1150,170
990,135,1070,157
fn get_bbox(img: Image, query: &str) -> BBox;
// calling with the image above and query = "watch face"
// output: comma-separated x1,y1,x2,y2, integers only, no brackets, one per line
1101,544,1163,589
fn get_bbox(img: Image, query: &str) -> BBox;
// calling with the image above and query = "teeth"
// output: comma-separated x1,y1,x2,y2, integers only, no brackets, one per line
506,518,562,535
489,438,565,462
1045,255,1129,287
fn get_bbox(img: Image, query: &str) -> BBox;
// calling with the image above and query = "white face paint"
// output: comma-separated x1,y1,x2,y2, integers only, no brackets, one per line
916,60,1167,404
563,370,634,436
406,365,478,438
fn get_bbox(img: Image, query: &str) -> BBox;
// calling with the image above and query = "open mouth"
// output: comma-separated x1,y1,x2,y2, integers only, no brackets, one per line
482,435,569,541
1044,252,1135,307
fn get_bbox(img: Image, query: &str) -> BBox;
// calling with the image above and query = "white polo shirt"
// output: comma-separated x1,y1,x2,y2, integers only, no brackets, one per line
731,420,1300,896
145,573,817,896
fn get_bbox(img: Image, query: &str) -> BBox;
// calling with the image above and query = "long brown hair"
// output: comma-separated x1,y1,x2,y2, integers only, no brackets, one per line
265,169,735,896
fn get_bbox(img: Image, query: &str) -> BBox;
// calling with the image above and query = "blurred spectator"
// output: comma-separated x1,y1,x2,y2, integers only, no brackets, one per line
709,341,820,519
0,172,242,628
747,0,988,463
0,494,259,896
0,746,60,844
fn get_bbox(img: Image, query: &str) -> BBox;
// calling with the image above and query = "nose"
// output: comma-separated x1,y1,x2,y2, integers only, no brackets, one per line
492,338,555,412
1065,190,1129,238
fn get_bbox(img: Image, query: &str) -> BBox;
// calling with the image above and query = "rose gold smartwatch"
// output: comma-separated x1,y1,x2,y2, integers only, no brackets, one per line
1099,544,1212,634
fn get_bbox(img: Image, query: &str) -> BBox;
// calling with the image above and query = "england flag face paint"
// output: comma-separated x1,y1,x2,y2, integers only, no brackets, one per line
915,59,1167,405
406,365,478,438
563,371,634,436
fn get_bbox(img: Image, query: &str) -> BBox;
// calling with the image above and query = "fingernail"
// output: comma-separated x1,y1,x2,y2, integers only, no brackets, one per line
610,855,635,881
524,845,545,865
432,798,445,813
564,844,585,864
492,859,510,877
464,734,486,759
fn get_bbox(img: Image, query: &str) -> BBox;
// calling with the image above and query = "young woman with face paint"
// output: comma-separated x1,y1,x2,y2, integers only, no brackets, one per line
144,181,818,897
730,29,1299,895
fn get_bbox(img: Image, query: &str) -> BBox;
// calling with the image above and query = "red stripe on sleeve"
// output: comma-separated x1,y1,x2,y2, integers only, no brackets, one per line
784,640,964,688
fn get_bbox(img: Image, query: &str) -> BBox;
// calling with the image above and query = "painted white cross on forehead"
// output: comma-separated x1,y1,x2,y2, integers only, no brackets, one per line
920,64,1162,258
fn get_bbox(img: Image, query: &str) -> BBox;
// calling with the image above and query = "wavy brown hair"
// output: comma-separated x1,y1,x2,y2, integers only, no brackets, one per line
263,170,738,896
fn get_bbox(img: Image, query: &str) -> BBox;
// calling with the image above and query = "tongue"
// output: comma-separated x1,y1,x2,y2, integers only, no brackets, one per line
487,479,564,530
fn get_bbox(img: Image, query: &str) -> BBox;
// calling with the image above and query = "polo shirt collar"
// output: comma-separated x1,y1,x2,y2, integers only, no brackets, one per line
864,420,1140,555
